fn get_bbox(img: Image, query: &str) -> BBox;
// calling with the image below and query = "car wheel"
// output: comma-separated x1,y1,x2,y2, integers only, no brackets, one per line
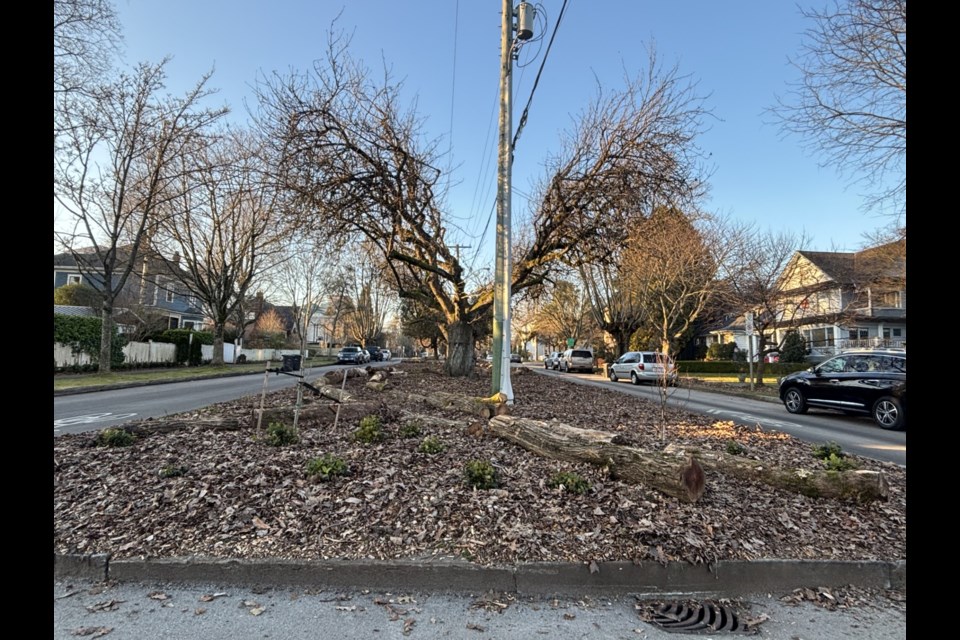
630,372,641,386
872,396,905,430
561,361,568,372
609,369,618,382
783,387,808,414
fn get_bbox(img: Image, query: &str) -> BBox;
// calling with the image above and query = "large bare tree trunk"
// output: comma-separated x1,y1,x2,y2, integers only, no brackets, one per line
99,303,115,373
444,321,474,377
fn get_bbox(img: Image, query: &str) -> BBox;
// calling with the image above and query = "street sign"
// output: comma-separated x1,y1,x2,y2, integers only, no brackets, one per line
567,337,575,348
745,312,754,334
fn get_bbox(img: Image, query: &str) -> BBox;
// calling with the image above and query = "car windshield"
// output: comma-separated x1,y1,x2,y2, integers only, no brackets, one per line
342,347,359,353
571,350,592,358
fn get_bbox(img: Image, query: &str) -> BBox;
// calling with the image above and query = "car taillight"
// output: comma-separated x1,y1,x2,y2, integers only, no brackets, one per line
637,363,644,371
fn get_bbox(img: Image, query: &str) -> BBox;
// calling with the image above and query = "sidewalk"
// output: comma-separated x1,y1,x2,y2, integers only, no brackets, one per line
54,555,906,639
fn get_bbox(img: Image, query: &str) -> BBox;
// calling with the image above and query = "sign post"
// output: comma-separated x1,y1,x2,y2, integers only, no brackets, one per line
745,312,755,390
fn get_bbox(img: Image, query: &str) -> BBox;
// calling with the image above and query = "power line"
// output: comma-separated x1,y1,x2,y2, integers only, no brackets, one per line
512,0,570,153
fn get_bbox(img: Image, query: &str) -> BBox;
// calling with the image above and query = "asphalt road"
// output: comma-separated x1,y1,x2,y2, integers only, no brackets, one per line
53,578,907,640
528,365,906,466
53,361,905,466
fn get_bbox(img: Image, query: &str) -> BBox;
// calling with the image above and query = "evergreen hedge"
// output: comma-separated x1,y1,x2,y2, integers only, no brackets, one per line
53,314,125,369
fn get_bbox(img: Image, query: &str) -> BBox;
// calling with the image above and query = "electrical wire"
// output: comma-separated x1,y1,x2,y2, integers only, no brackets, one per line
512,0,570,153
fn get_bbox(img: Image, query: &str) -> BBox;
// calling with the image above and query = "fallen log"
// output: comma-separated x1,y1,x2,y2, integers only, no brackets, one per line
125,417,245,435
661,444,889,502
487,416,706,502
322,368,368,385
487,416,887,503
387,390,509,419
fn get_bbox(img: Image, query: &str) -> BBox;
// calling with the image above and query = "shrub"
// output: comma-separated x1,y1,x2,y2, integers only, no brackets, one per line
305,454,348,481
706,342,737,361
157,329,213,366
96,428,135,447
399,421,422,438
779,330,809,363
159,464,188,478
54,314,125,369
354,415,384,444
725,440,746,455
823,453,858,472
464,460,498,489
547,471,590,494
418,436,445,454
812,441,844,460
264,421,299,446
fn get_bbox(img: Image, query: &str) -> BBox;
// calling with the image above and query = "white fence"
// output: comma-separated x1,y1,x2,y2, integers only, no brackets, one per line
55,341,178,368
55,340,329,368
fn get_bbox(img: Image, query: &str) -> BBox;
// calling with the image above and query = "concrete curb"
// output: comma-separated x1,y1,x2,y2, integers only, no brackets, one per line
54,554,904,597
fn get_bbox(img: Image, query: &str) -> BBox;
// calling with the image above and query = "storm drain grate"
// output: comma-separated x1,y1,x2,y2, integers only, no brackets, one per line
641,601,758,635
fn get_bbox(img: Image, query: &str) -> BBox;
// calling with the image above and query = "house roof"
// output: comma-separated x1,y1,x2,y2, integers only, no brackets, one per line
796,239,905,286
54,305,99,318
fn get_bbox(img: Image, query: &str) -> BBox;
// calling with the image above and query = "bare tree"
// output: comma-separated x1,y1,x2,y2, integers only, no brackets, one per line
268,235,341,356
726,229,815,385
771,0,906,219
154,129,285,365
342,248,397,347
54,60,227,372
54,0,123,140
625,209,746,359
529,278,596,353
255,31,709,377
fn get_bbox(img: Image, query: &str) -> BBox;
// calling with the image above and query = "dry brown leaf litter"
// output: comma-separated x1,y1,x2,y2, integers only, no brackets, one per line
54,362,905,569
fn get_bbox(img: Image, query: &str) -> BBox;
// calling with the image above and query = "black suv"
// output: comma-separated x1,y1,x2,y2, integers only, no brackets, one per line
366,346,383,362
777,349,906,430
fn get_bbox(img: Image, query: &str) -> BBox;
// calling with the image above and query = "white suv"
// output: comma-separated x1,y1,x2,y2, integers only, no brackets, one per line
559,349,595,373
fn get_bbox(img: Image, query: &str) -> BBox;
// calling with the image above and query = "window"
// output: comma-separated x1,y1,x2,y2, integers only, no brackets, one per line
166,288,175,303
67,274,81,285
168,317,179,329
848,328,869,341
893,328,902,337
183,321,195,330
874,291,901,307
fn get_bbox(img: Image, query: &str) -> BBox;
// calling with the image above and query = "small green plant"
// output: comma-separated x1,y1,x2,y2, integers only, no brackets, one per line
547,471,590,494
159,464,188,478
812,441,844,460
399,421,423,439
264,421,299,447
464,460,498,489
96,428,135,447
354,415,384,444
725,440,746,455
305,454,348,481
823,453,858,472
418,436,445,454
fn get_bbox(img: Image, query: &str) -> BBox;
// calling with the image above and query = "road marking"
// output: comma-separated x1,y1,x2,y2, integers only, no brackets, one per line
54,412,138,432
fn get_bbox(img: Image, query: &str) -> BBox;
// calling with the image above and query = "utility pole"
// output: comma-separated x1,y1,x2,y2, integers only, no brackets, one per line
492,1,534,401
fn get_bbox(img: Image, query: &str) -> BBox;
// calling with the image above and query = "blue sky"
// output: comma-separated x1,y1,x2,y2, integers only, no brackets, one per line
110,0,892,274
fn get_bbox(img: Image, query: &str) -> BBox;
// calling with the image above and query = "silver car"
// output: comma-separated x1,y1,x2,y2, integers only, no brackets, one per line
544,351,562,370
608,351,677,385
559,348,595,373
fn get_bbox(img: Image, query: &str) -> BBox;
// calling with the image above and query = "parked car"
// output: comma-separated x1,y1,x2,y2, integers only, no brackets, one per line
366,345,383,361
608,351,677,385
380,349,391,361
336,346,365,365
544,351,562,370
777,349,906,430
360,349,371,363
510,353,522,364
559,348,595,373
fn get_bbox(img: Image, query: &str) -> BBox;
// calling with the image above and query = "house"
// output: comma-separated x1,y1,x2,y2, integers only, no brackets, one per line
710,240,906,360
53,247,207,333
